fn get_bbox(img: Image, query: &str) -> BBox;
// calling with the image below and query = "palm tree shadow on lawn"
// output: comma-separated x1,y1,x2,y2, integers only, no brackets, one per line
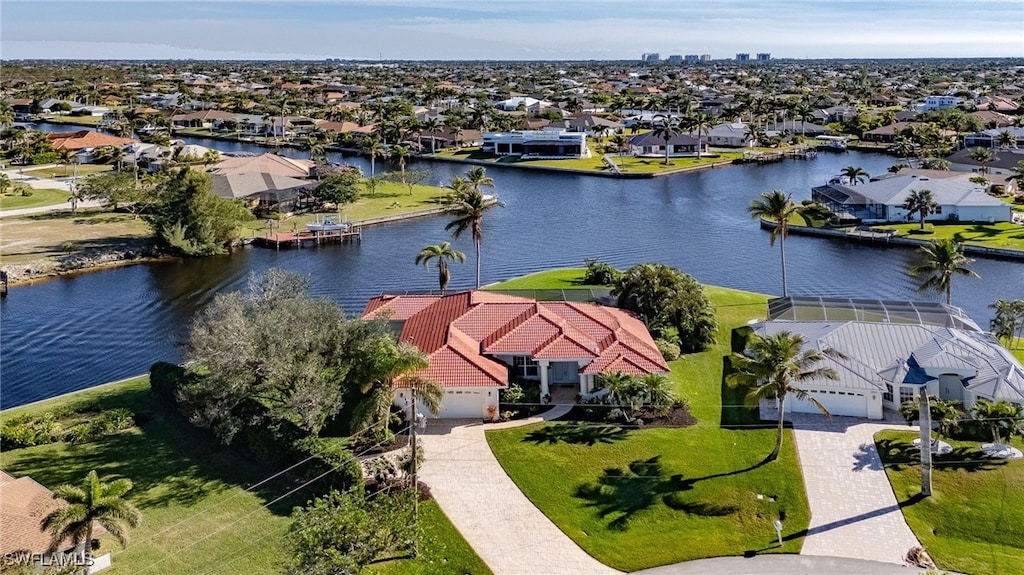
573,455,772,531
523,423,631,446
874,438,1007,473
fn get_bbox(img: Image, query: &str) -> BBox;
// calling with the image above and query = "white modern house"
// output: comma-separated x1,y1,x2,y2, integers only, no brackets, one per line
811,172,1012,224
482,129,590,159
919,95,964,111
749,297,1024,420
703,122,756,147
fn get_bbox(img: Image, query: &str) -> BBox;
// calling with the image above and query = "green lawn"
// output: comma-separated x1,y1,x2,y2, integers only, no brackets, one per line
239,180,451,236
483,267,607,290
486,274,809,572
23,164,114,179
39,114,104,125
871,221,1024,252
433,145,740,175
0,187,70,211
1,378,488,575
875,430,1024,575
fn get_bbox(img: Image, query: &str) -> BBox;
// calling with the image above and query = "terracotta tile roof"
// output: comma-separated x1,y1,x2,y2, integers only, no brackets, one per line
361,291,668,390
0,471,105,555
210,153,314,178
46,130,137,151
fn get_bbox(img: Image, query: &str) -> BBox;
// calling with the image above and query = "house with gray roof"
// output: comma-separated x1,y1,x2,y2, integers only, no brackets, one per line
748,297,1024,420
628,132,706,157
811,173,1011,223
701,122,755,147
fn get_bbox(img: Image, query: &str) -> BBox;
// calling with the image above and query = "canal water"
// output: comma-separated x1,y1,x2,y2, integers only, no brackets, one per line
2,124,1022,407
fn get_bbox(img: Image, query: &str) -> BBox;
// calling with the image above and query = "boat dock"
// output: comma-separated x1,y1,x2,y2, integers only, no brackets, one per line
742,147,818,164
254,227,362,249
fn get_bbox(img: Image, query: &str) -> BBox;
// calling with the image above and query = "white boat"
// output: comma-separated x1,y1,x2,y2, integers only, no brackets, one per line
306,216,350,233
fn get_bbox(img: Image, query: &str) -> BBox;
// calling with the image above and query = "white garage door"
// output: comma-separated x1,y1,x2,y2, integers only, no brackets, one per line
787,390,868,418
440,389,485,419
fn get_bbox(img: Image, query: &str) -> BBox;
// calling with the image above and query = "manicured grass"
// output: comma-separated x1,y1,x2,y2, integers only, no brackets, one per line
434,146,740,175
875,430,1024,575
0,187,70,211
39,114,104,125
483,267,606,290
238,180,451,236
486,279,809,572
368,501,492,575
23,164,114,179
872,221,1024,252
1,378,490,575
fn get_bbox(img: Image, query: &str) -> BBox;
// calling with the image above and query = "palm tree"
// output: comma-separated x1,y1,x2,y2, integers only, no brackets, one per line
747,190,799,296
445,189,502,289
0,100,13,130
351,341,436,435
612,132,630,166
909,239,980,305
967,146,997,174
995,130,1016,149
465,166,494,194
972,399,1024,446
901,188,938,230
650,115,678,165
727,331,842,462
1009,160,1024,187
989,299,1024,347
415,242,466,294
422,117,442,153
41,470,141,560
840,165,869,185
361,136,385,178
56,148,77,177
390,144,410,173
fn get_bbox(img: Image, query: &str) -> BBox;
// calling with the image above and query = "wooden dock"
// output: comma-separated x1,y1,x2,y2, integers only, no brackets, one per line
254,227,362,249
742,147,818,164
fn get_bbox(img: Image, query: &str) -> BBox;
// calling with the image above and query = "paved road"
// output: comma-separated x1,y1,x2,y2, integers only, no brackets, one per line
0,168,105,218
789,414,921,565
633,554,926,575
419,419,619,575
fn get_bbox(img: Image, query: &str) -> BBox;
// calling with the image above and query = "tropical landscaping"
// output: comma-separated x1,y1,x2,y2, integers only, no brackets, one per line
483,268,811,571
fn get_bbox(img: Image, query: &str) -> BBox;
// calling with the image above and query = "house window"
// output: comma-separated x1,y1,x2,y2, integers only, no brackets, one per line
899,386,916,405
933,206,942,214
884,384,894,403
513,356,539,378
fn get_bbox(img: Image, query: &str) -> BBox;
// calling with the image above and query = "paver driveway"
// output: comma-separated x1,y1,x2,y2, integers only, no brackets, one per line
791,415,920,565
418,419,620,575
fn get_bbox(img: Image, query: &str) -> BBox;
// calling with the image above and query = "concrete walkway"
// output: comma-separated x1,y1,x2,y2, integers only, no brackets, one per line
633,554,927,575
418,419,619,575
789,414,920,565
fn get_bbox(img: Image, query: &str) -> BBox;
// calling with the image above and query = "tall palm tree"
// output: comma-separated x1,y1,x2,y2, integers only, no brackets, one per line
901,188,938,230
650,115,678,165
41,470,141,560
56,148,77,177
390,144,410,173
1009,160,1024,188
995,130,1016,149
0,100,13,130
989,299,1024,347
422,117,442,153
415,242,466,294
909,239,980,305
747,190,799,296
967,146,997,174
971,399,1024,446
840,165,869,185
612,132,630,166
465,166,494,194
727,331,843,462
361,135,385,178
445,189,502,289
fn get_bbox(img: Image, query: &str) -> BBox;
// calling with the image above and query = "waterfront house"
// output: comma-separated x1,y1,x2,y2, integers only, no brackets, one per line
963,127,1024,149
811,172,1011,223
362,291,669,419
700,122,756,147
482,129,590,159
171,110,240,130
947,146,1024,192
210,173,313,212
546,114,622,136
749,297,1024,420
628,132,706,157
763,120,831,137
46,130,137,152
210,153,315,179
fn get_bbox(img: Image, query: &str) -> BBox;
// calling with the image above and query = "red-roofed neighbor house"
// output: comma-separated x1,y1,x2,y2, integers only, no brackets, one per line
362,291,669,419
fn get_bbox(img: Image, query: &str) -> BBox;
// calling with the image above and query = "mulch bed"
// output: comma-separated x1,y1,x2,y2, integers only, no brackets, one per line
563,403,697,428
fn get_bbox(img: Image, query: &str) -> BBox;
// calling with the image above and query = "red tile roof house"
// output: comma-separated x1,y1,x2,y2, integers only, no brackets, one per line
362,291,669,419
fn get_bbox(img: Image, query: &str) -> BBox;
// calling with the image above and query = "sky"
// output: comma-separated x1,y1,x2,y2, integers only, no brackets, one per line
2,0,1023,61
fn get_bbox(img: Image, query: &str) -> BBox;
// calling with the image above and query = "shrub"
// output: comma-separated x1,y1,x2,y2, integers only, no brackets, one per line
149,361,188,404
907,224,934,235
19,188,33,197
502,383,526,403
582,258,621,286
656,338,680,361
2,415,62,448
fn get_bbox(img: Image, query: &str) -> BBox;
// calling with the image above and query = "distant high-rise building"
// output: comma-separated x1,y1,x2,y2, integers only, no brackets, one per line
641,53,649,61
757,53,771,61
736,53,750,62
668,54,683,63
684,54,699,63
646,53,660,62
700,54,712,61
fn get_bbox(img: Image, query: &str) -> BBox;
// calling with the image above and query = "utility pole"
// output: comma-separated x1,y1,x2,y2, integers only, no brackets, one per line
409,386,419,557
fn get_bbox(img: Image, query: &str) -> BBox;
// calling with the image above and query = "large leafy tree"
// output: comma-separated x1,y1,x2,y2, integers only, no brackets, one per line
901,188,939,230
79,171,152,218
612,263,718,353
313,166,361,209
747,190,799,296
909,239,980,305
445,189,502,288
144,168,253,256
727,331,842,462
415,242,465,294
41,470,141,560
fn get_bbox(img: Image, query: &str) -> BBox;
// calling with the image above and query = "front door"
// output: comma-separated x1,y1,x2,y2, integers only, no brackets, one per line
550,361,579,384
939,374,963,402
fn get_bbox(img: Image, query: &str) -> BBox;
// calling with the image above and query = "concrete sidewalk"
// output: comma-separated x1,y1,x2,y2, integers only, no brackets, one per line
418,420,619,575
633,554,925,575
